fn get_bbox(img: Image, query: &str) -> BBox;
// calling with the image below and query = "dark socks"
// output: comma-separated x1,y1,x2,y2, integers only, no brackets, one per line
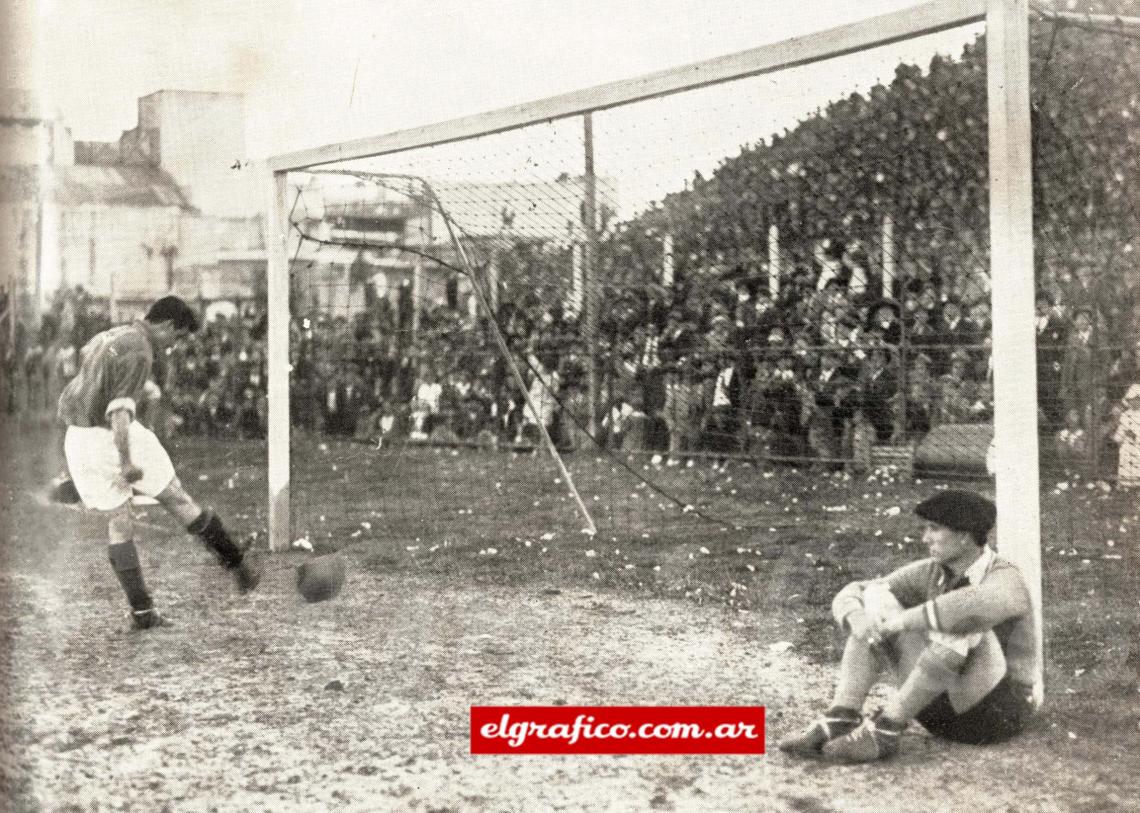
189,510,244,569
108,540,153,612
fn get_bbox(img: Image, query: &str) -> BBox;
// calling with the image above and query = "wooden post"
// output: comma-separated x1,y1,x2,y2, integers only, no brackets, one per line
987,0,1042,701
570,242,584,319
662,233,674,288
881,212,896,298
487,249,499,314
411,191,432,339
583,113,600,439
767,222,780,297
266,170,291,552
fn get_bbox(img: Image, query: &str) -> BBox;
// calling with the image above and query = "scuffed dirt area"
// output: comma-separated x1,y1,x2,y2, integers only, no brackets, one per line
0,510,1132,812
1,425,1136,811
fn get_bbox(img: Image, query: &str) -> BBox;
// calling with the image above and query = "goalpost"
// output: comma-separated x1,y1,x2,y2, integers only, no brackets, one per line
264,0,1042,691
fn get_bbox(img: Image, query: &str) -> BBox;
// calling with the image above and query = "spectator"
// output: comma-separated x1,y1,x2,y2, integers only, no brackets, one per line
1060,306,1096,420
805,349,856,466
861,347,899,442
907,305,939,358
663,356,705,460
410,363,442,440
1035,292,1068,427
866,300,902,346
521,350,560,446
934,351,977,425
932,299,976,375
762,353,805,458
703,343,744,457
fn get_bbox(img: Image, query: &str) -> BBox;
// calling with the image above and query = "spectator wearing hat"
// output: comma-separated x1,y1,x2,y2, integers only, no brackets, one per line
804,349,855,466
932,299,977,376
907,305,939,359
866,300,902,347
860,347,899,442
762,353,805,458
779,489,1038,763
703,340,744,458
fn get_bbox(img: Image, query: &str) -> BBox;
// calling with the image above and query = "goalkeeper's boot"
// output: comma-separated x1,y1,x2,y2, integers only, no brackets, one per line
777,707,861,757
820,711,903,763
189,510,262,593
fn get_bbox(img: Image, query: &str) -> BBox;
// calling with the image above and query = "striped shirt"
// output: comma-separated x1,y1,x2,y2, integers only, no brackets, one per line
57,322,153,428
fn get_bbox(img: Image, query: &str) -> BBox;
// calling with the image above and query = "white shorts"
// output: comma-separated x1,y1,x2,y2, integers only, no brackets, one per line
63,422,176,511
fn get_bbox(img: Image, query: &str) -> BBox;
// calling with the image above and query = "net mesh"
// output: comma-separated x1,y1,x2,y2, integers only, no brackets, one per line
271,6,1140,685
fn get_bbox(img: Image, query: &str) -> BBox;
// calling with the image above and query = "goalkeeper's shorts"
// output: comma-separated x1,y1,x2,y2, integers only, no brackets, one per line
916,676,1036,744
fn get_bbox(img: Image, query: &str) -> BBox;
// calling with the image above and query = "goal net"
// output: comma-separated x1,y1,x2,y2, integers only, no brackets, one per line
278,4,1005,550
266,0,1140,696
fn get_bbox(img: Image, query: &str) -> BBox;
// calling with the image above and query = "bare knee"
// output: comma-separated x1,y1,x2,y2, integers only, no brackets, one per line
106,504,135,545
156,476,202,525
915,641,969,683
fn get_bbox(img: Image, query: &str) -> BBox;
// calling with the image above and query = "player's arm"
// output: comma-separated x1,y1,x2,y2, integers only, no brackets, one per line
105,341,152,484
831,560,930,641
108,407,143,484
890,563,1031,636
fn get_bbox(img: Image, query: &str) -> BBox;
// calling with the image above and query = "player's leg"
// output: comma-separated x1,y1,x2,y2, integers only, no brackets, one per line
105,504,166,629
155,476,261,593
777,631,890,756
125,420,261,593
822,633,972,762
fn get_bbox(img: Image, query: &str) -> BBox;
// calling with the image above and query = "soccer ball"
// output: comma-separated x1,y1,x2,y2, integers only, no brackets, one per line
296,552,347,603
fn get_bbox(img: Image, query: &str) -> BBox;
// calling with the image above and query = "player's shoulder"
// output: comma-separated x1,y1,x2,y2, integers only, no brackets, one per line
98,323,152,357
985,553,1027,581
885,556,940,583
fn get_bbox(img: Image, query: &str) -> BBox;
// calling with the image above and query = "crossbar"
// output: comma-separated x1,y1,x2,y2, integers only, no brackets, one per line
267,0,986,172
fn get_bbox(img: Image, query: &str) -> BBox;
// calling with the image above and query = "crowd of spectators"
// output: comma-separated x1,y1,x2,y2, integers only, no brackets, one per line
4,265,1137,485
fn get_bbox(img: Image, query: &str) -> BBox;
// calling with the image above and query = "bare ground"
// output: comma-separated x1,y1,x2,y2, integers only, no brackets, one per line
0,506,1133,812
1,425,1137,812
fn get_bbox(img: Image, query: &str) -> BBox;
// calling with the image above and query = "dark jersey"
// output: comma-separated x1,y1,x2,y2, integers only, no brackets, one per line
58,322,153,428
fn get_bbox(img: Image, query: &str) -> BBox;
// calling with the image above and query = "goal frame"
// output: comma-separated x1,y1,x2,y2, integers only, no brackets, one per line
264,0,1042,690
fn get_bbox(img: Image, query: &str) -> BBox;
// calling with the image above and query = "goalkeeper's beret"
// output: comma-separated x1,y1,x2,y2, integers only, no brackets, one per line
296,552,347,603
915,489,995,544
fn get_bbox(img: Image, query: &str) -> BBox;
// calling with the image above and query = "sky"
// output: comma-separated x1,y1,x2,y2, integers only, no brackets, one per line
7,0,983,214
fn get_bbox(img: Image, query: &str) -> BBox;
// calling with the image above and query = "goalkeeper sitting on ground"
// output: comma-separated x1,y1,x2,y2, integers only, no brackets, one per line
779,489,1039,762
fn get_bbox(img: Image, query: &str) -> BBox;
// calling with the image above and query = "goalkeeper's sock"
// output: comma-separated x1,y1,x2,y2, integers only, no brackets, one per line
881,641,968,722
189,509,243,569
825,705,861,721
108,540,157,626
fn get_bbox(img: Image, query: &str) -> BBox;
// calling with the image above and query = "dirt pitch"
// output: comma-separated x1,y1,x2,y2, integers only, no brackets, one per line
1,422,1137,812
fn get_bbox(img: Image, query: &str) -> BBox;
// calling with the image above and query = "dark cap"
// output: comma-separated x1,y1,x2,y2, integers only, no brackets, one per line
914,489,995,544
